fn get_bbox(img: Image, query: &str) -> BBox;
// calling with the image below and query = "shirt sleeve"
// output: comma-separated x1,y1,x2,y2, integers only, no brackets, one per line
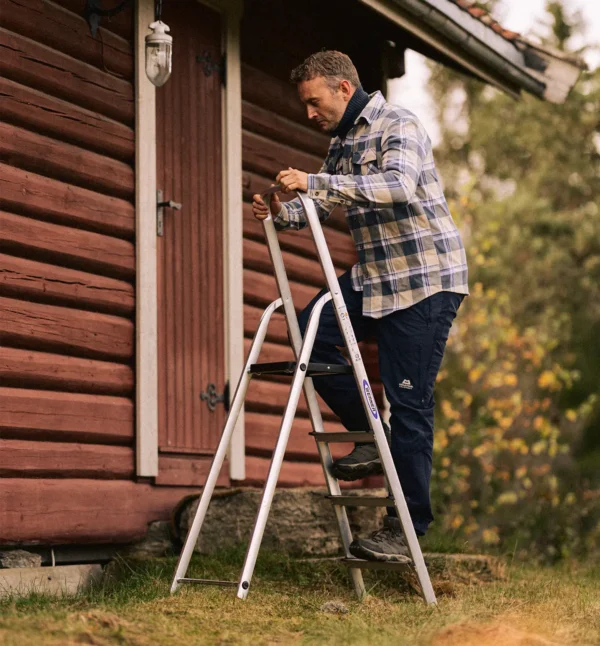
272,162,338,231
306,117,426,208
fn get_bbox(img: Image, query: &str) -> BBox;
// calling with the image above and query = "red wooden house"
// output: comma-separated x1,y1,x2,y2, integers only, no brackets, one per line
0,0,582,552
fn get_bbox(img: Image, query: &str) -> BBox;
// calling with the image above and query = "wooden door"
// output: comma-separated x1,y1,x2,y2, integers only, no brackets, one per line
156,0,226,470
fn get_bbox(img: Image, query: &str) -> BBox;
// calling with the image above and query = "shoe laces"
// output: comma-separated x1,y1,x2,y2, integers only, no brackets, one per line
347,443,379,461
367,525,406,545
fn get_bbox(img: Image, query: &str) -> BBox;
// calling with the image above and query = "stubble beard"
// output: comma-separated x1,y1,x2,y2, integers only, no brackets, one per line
323,120,339,134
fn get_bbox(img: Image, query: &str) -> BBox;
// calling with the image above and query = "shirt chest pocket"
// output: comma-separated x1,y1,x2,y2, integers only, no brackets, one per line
352,149,379,176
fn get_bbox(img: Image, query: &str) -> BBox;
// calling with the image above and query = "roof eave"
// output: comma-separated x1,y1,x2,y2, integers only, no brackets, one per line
360,0,583,103
514,39,586,103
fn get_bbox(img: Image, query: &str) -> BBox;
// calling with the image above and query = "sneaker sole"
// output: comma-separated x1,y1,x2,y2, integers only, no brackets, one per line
349,542,412,564
329,460,383,481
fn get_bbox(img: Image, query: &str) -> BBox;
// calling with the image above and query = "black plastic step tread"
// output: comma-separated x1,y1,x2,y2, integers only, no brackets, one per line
326,495,393,507
249,361,353,376
309,431,374,443
340,557,412,570
177,578,237,587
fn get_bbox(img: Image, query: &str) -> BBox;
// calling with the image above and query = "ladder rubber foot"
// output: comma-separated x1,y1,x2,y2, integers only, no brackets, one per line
326,495,394,507
309,431,374,443
340,557,413,570
249,361,353,377
177,578,238,587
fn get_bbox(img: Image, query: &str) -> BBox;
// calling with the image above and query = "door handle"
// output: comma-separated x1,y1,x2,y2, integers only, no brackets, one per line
158,199,182,210
157,189,182,236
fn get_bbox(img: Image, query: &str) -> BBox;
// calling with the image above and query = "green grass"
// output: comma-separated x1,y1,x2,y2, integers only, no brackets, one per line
0,549,598,646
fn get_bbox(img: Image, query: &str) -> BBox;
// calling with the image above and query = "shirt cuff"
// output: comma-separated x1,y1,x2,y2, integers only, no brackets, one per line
272,204,288,227
307,173,330,201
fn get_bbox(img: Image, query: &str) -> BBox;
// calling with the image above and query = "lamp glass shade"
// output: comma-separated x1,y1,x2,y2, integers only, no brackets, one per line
145,20,172,87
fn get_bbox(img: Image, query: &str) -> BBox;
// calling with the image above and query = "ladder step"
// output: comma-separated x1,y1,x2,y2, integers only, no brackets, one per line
309,431,374,443
326,495,393,507
249,361,353,376
177,578,238,587
340,557,412,570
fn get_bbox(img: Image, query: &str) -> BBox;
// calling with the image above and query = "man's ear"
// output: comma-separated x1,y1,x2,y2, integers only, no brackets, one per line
339,79,353,100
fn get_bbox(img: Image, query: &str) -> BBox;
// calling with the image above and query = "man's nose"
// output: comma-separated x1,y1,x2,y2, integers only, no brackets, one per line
307,107,318,120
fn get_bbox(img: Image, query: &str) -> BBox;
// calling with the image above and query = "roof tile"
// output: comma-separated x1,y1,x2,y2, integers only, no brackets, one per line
447,0,521,42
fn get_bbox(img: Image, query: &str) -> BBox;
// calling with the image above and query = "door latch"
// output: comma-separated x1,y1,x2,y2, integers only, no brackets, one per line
157,189,182,236
200,382,230,412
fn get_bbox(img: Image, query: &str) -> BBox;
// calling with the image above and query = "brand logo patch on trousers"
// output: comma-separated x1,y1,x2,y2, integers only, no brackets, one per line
399,379,414,390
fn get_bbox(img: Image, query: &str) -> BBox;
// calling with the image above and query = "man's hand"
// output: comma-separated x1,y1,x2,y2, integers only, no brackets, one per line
276,167,309,193
252,190,282,221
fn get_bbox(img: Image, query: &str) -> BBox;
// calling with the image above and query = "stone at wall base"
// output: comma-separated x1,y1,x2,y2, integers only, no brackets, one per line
0,550,42,569
177,487,388,556
119,521,174,559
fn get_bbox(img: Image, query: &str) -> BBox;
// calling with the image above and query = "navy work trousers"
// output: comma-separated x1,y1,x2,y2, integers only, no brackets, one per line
298,270,464,536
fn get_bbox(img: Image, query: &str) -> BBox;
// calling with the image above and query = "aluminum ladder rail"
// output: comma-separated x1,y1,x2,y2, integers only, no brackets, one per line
170,187,437,606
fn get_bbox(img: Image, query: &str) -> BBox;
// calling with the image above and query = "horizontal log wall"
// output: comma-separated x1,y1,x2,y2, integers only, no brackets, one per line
0,0,206,546
240,42,382,486
0,479,204,544
0,0,136,428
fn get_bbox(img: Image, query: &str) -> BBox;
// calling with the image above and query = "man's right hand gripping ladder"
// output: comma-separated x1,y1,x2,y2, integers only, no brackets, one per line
170,187,437,605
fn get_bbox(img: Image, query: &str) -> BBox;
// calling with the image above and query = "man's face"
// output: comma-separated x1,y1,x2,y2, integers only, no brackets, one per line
297,77,353,133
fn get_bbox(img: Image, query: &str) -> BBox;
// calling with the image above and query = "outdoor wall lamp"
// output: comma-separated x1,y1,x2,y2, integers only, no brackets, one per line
145,20,173,87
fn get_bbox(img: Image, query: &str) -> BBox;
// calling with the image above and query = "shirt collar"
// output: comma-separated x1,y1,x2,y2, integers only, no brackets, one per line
354,90,386,126
329,90,386,145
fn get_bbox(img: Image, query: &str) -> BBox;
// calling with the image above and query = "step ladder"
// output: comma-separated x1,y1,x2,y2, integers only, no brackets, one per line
170,187,437,605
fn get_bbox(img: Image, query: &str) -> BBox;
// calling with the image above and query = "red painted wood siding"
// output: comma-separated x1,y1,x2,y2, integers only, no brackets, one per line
0,0,138,544
0,0,228,545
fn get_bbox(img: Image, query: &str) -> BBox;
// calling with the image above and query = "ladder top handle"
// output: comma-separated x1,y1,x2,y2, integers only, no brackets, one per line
262,185,282,198
262,185,313,200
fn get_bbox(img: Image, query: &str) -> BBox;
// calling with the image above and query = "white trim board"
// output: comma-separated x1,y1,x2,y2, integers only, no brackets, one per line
135,0,158,476
218,0,245,481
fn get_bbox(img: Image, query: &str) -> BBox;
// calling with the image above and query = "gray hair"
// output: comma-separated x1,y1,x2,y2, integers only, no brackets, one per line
290,50,361,90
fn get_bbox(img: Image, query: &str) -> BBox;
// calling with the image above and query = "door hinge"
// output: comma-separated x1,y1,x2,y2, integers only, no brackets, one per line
196,51,226,86
200,381,230,412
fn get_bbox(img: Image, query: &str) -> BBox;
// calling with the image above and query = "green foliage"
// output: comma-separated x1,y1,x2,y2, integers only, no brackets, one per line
545,0,584,50
426,0,600,560
432,284,599,561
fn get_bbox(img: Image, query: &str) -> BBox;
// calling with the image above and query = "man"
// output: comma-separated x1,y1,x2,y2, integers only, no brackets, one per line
252,51,468,562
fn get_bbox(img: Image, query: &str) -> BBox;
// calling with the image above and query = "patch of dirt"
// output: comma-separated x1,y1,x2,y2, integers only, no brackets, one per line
431,621,561,646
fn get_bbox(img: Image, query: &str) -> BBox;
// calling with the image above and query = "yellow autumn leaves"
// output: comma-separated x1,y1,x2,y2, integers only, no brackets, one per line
429,281,598,558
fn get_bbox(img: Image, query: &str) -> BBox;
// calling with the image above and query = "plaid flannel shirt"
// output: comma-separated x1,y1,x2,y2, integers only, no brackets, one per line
274,91,469,318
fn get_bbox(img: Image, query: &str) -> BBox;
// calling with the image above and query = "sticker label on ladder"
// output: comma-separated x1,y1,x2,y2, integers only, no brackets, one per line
362,379,379,419
338,308,358,349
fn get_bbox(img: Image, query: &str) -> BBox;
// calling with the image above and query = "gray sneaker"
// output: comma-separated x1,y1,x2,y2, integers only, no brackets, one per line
329,424,391,481
349,515,412,563
330,443,382,480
